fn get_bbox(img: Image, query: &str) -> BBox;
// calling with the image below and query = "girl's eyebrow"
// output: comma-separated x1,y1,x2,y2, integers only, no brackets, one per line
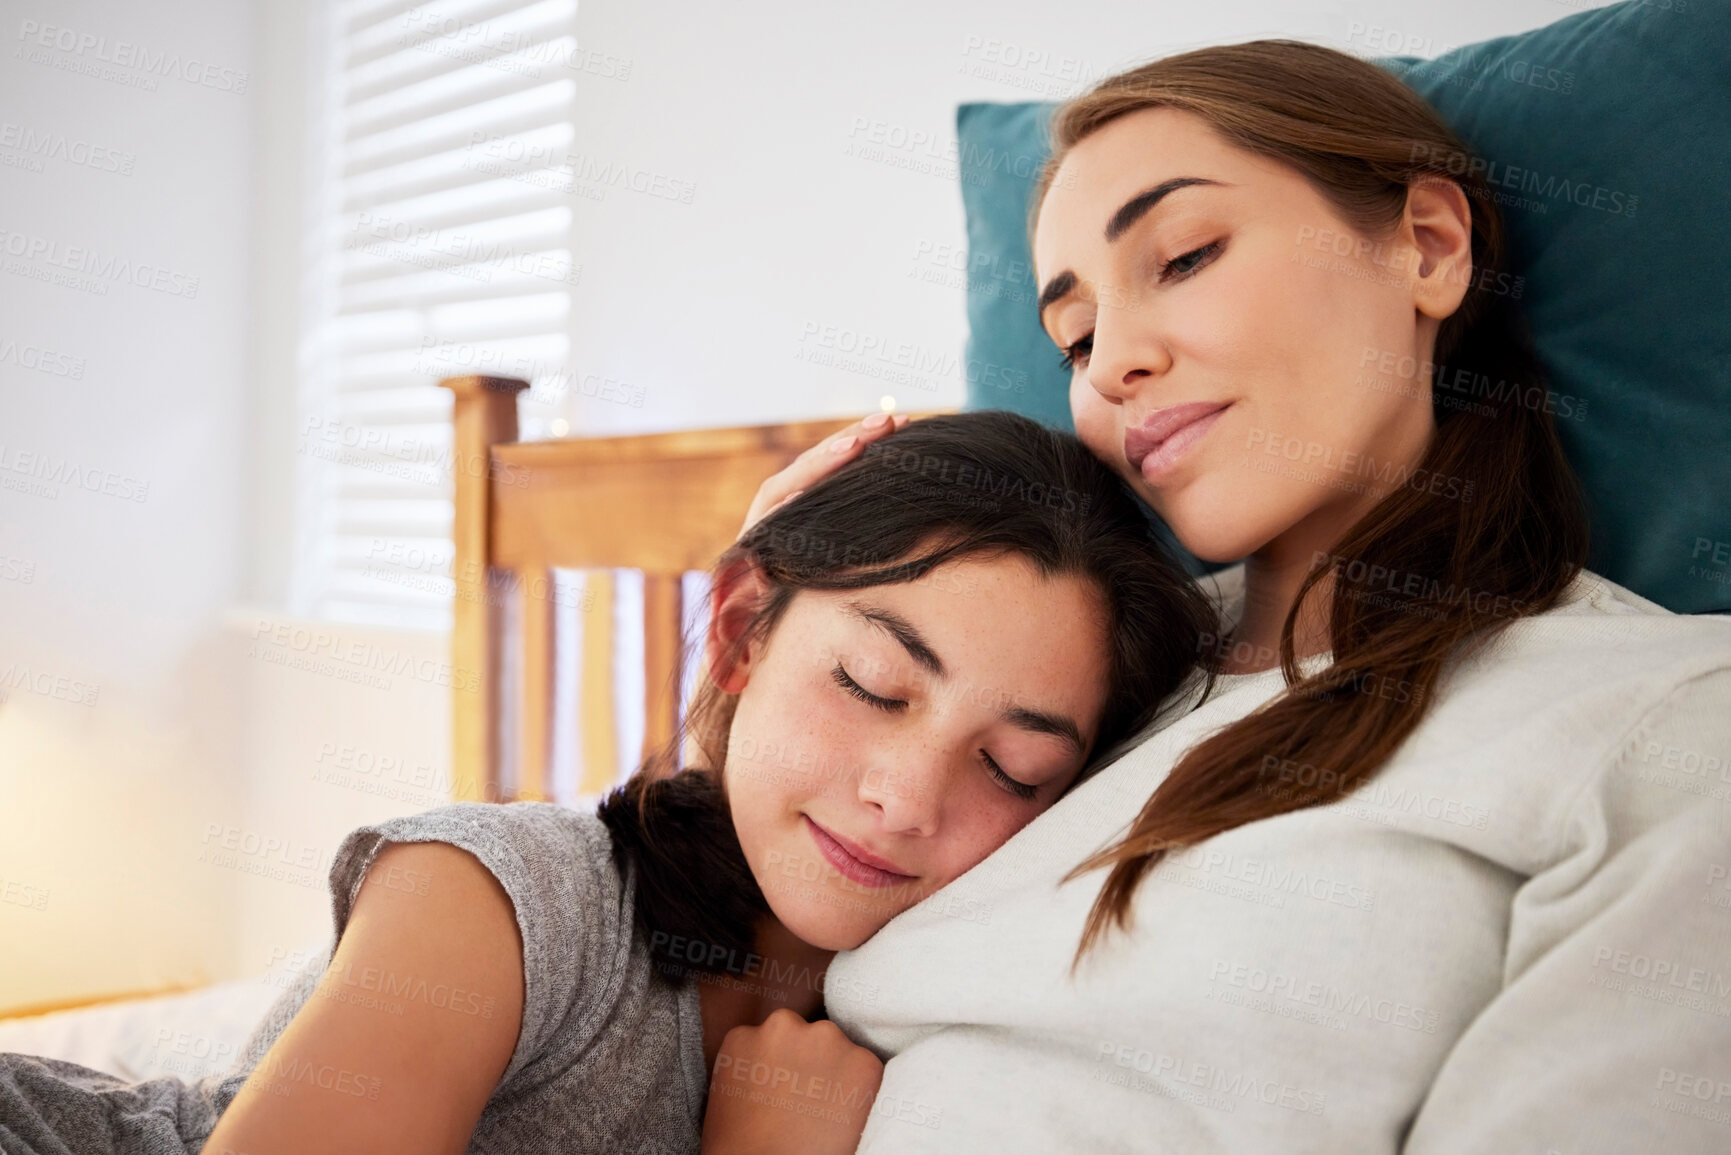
845,601,945,676
1004,705,1086,755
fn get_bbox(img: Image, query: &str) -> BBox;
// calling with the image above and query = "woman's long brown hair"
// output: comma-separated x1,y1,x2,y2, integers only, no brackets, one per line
1035,41,1592,960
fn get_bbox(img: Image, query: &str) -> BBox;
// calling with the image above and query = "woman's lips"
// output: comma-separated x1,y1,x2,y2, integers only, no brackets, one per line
1123,402,1231,485
803,816,915,889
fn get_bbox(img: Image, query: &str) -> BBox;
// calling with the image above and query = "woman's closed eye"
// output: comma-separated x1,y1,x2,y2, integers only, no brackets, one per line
831,663,906,713
1060,333,1093,372
1161,239,1223,282
1058,241,1225,371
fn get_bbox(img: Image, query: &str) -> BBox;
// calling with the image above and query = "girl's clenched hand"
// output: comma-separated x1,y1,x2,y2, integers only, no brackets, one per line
701,1008,885,1155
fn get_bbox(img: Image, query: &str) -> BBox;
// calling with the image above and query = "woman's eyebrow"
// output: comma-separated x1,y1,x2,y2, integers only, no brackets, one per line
1037,270,1077,318
1039,176,1227,319
1104,176,1223,241
846,602,945,676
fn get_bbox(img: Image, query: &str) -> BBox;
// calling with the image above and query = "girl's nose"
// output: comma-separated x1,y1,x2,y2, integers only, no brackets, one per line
856,759,942,838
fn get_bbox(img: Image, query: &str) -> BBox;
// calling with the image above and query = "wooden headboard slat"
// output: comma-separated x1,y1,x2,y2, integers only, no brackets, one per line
641,573,685,765
442,375,529,802
517,564,554,802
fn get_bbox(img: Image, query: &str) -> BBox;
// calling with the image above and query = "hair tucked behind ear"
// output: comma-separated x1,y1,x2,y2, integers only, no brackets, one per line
1034,41,1591,962
600,410,1220,983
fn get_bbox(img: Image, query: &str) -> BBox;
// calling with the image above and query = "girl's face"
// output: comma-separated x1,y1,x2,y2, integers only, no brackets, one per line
1033,107,1466,564
724,554,1111,951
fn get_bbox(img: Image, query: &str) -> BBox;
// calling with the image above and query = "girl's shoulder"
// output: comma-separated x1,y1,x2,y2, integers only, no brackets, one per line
325,802,640,1085
337,799,622,912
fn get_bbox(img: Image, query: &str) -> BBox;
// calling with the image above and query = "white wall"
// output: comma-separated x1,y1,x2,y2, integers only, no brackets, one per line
0,0,255,1010
554,0,1584,436
2,0,1601,1013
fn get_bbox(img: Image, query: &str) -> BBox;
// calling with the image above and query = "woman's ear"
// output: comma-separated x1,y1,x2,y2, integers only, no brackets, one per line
707,556,771,695
1403,177,1473,321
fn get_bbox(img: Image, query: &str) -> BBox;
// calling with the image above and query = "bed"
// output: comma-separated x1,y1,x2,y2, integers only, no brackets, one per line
0,379,861,1074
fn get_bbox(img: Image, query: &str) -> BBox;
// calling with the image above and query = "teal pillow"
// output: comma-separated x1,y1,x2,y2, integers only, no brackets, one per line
957,0,1731,614
958,102,1071,432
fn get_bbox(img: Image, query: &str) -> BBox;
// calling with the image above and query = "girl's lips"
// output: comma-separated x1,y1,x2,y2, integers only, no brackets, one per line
1124,402,1231,485
803,816,915,889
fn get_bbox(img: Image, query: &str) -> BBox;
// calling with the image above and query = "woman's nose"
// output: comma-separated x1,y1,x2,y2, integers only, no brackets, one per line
856,760,942,838
1086,304,1171,401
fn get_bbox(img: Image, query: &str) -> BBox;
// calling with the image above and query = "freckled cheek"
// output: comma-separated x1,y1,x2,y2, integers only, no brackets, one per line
929,790,1033,885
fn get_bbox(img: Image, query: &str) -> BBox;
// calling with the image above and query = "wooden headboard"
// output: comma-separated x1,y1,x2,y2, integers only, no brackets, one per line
441,374,858,805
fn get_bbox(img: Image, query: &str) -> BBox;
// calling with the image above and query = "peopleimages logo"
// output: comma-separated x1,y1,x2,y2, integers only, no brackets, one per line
0,336,86,379
0,442,149,503
0,227,200,299
1409,143,1637,218
0,122,135,175
15,19,250,93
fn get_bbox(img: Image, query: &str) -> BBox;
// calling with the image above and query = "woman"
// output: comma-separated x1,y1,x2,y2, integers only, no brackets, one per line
707,40,1731,1155
0,413,1217,1153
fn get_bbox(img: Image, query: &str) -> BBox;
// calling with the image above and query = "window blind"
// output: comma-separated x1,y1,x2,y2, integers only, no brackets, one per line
299,0,580,630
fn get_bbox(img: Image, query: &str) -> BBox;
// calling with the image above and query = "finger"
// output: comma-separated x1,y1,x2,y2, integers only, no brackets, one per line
803,411,902,464
742,413,911,535
782,416,896,486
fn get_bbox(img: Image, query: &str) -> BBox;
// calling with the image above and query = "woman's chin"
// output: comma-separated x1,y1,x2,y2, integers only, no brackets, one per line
1151,482,1281,565
1173,526,1254,566
1147,504,1250,566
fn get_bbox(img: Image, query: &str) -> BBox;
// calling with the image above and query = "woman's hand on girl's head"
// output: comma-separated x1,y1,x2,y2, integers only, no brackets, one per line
702,1008,884,1155
739,412,909,537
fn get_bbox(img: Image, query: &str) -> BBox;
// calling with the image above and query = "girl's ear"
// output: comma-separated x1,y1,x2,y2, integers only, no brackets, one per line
707,556,772,694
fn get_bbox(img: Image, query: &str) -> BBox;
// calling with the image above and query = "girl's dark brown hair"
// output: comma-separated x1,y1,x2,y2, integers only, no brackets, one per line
599,410,1219,981
1031,41,1591,959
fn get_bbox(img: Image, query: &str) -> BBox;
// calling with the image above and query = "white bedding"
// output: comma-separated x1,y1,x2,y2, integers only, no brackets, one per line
0,977,285,1083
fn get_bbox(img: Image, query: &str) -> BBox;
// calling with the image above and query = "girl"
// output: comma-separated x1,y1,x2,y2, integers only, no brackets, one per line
708,38,1731,1155
0,411,1218,1154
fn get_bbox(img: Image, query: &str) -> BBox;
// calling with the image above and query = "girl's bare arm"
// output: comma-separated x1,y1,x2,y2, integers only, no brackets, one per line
203,841,525,1155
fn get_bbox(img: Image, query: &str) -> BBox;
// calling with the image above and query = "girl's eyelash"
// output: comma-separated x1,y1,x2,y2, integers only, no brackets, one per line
982,750,1038,801
832,662,1037,800
831,663,905,713
1057,241,1223,372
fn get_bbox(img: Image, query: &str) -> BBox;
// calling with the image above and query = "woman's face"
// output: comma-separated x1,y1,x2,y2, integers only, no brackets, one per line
725,555,1111,951
1033,107,1449,563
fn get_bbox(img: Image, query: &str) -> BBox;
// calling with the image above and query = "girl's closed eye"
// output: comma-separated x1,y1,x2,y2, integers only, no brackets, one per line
981,750,1038,802
831,663,906,713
